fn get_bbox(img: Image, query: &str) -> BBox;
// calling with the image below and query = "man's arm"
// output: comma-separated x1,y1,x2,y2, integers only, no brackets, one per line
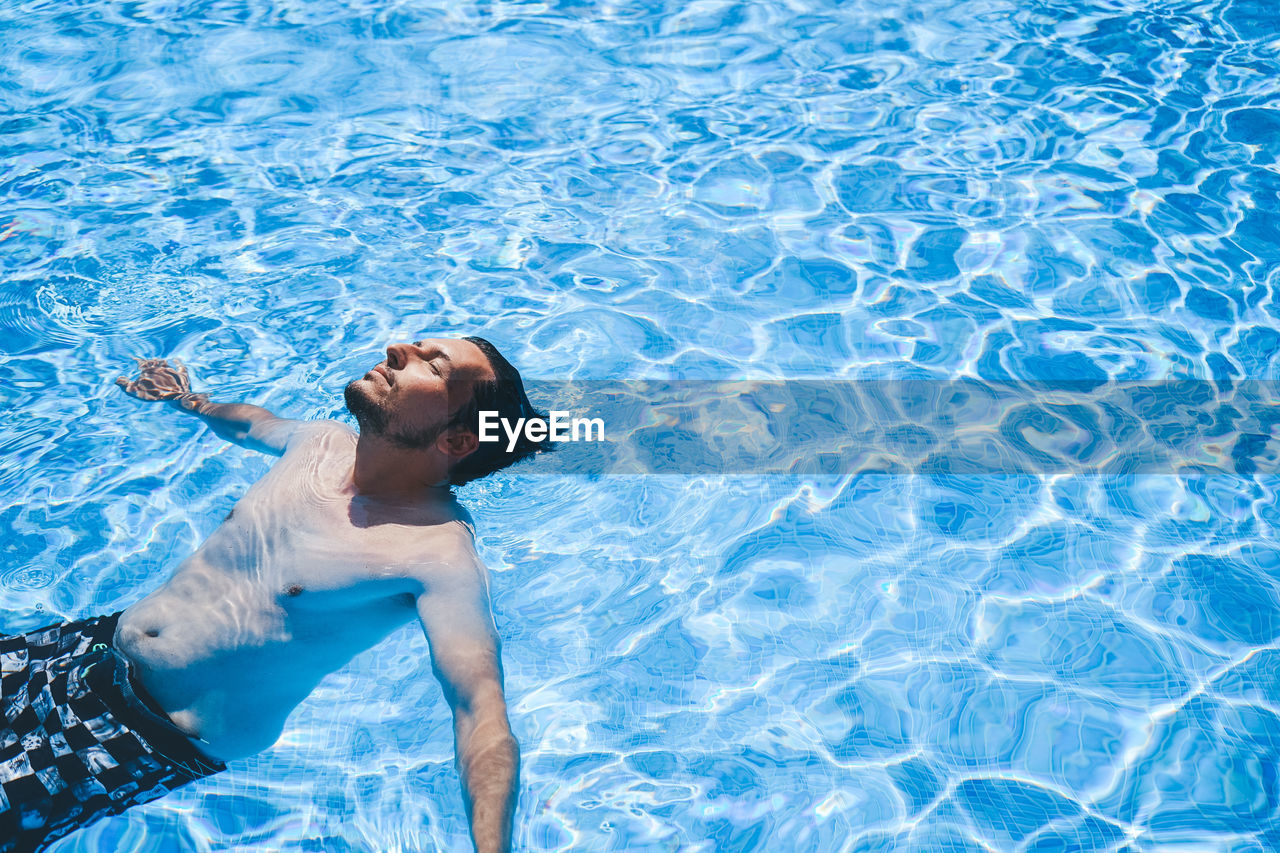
415,553,519,853
116,357,307,456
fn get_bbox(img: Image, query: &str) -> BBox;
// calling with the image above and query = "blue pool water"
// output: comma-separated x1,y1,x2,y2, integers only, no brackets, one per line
2,0,1279,850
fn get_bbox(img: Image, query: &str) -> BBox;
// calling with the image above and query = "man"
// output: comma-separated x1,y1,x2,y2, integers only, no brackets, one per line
0,337,547,853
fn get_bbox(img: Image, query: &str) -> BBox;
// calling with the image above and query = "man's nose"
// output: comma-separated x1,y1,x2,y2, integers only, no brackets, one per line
385,343,413,369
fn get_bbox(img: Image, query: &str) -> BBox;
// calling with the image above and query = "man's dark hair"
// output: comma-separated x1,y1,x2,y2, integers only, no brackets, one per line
445,336,552,486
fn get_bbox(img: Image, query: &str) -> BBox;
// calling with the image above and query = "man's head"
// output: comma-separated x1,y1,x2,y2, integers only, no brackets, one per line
344,336,549,486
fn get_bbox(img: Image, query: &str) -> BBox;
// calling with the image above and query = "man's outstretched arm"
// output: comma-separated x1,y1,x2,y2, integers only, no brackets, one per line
116,357,306,456
416,555,519,853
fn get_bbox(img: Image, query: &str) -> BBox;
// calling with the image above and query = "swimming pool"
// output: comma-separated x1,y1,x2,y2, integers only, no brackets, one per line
2,0,1278,849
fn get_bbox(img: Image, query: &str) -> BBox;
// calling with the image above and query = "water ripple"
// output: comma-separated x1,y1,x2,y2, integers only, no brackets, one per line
1,0,1278,850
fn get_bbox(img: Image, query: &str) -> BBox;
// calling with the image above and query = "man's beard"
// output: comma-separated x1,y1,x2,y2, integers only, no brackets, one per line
344,380,443,450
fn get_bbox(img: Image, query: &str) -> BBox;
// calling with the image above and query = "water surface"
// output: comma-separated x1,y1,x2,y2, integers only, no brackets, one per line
2,0,1279,850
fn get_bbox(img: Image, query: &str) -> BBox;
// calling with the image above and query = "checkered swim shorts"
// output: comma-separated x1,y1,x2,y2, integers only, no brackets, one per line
0,613,226,852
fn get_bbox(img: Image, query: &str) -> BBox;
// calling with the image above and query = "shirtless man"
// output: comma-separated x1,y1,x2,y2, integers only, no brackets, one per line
0,337,547,853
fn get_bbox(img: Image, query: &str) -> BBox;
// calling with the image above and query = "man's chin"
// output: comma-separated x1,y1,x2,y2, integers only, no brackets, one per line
344,380,387,434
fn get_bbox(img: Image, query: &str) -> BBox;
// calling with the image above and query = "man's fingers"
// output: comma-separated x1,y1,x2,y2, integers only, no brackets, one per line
120,358,194,400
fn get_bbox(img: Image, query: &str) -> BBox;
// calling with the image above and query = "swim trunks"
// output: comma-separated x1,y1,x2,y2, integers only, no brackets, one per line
0,612,226,852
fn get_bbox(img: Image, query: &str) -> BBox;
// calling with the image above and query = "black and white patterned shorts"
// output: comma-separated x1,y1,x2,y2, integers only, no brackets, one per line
0,612,226,852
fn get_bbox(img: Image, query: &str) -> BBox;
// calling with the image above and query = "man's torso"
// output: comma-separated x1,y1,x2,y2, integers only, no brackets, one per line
115,422,478,761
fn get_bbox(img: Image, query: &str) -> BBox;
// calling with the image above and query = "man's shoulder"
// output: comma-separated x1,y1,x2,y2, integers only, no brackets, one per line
297,418,357,438
279,418,357,451
395,520,486,587
404,515,481,561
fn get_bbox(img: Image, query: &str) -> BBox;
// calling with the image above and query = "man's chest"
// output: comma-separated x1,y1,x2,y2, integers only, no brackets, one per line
204,494,440,593
190,433,469,598
226,472,466,590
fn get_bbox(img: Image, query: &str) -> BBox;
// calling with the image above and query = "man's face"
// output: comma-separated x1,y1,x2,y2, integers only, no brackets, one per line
344,338,495,448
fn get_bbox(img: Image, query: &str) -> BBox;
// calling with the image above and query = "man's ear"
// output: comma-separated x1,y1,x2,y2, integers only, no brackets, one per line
436,427,479,460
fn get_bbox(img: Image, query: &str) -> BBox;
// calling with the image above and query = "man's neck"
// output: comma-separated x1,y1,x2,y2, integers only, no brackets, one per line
349,431,452,502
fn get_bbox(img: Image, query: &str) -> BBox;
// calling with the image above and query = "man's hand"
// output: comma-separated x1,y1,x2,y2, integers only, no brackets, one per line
115,358,207,411
115,357,314,456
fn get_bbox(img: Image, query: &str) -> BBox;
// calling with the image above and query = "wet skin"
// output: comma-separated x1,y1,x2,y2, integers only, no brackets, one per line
114,421,484,758
114,339,519,853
